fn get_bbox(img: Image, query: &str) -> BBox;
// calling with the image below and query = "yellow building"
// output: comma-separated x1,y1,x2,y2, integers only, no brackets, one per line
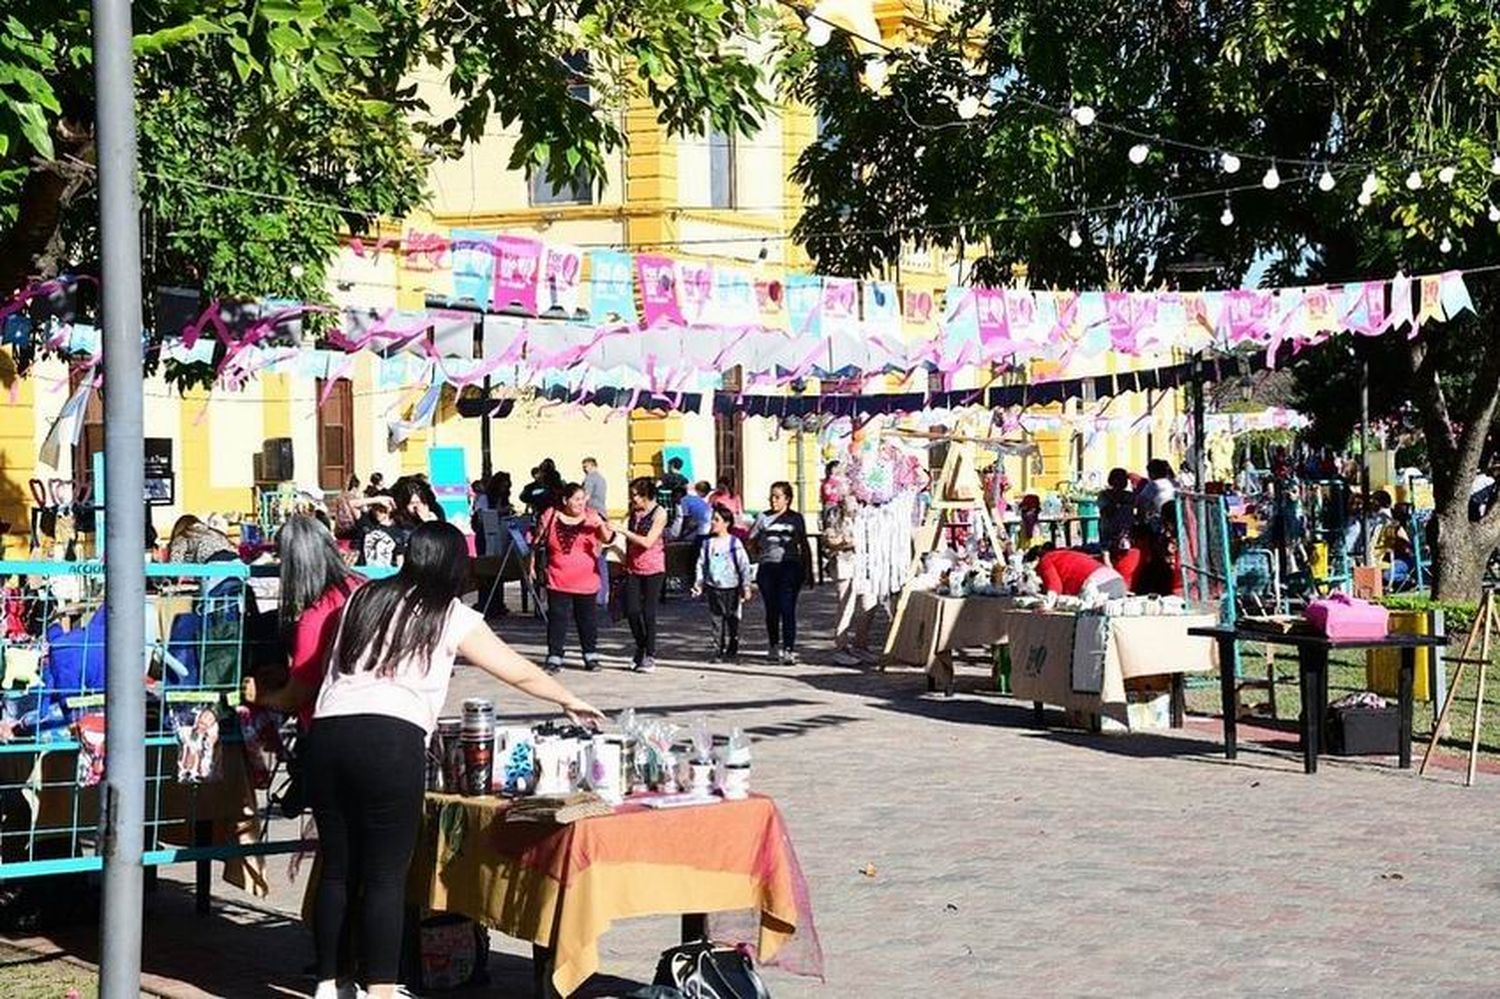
0,1,1176,551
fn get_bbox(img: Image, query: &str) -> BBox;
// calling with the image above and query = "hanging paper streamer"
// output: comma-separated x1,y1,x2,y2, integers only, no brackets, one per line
451,230,496,308
541,243,584,317
431,310,476,358
492,235,544,314
588,250,638,324
637,254,682,328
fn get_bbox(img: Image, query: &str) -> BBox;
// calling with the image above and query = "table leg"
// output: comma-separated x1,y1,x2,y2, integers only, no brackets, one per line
1170,673,1185,729
1398,646,1415,769
682,913,707,942
194,818,212,914
533,943,560,999
1299,646,1327,774
1217,637,1238,760
929,652,955,698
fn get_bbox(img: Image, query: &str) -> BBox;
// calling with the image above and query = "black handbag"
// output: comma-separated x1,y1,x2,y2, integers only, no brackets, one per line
652,942,771,999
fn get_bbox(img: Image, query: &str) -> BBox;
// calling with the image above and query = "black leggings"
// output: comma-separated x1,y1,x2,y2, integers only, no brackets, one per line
624,572,664,661
757,560,804,650
305,714,425,986
547,589,599,660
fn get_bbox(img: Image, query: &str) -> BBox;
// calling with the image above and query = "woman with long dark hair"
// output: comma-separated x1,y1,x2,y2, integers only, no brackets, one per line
302,522,603,999
534,482,613,673
615,476,668,673
245,515,362,729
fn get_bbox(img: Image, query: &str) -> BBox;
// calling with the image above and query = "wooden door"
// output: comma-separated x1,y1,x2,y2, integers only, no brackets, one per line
316,378,354,491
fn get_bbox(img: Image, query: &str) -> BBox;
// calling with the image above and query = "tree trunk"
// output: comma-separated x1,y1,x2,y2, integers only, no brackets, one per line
0,130,96,297
1430,508,1500,601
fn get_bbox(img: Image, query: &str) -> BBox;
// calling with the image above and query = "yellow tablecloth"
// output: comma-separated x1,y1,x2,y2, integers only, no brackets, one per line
410,793,812,996
1004,610,1219,728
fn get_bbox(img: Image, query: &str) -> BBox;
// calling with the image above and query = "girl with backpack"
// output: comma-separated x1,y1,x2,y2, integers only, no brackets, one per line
692,505,753,662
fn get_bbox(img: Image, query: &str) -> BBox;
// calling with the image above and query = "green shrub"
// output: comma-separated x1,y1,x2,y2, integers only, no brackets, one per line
1380,595,1478,637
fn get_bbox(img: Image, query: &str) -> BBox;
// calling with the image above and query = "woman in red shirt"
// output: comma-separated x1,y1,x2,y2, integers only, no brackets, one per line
1028,544,1127,599
244,514,362,728
534,483,615,674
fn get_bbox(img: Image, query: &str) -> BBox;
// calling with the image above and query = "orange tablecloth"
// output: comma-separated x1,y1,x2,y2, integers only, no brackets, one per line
410,792,818,996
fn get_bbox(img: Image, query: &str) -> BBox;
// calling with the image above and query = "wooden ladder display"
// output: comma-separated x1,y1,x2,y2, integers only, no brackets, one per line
1419,587,1499,787
880,439,1005,667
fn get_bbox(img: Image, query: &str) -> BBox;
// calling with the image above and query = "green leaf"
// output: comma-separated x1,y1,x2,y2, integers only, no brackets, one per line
313,51,344,76
267,25,307,53
5,15,32,40
0,133,9,157
13,101,53,158
270,60,294,91
260,2,300,23
347,4,382,33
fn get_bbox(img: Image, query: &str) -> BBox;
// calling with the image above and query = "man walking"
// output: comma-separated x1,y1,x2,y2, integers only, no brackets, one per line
582,457,608,516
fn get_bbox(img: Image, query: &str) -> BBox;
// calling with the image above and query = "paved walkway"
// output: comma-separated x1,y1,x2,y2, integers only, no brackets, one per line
11,585,1500,997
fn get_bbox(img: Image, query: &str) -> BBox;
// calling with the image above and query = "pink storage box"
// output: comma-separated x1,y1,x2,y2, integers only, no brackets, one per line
1305,593,1389,641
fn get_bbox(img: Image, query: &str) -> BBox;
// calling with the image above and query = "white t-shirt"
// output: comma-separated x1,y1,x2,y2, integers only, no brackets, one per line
313,597,486,737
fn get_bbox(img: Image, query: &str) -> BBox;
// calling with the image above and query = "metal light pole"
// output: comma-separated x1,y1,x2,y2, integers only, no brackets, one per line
1359,355,1371,564
93,2,147,995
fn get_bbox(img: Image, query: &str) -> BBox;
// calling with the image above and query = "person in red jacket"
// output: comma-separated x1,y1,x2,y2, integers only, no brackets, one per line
1026,544,1127,599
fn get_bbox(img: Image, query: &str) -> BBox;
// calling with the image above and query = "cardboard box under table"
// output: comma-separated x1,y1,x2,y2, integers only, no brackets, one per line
1003,610,1219,731
885,590,1019,694
409,792,820,998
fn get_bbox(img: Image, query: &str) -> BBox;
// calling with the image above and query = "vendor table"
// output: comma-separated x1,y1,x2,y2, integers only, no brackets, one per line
410,792,817,997
884,590,1019,695
1005,610,1219,731
1189,626,1448,774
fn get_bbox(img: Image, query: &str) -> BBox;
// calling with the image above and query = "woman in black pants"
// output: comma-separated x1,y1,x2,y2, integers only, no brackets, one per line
616,476,668,673
749,481,813,664
533,482,614,672
296,523,604,999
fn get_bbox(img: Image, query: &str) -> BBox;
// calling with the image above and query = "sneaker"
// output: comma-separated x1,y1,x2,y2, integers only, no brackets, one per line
543,656,564,674
767,645,781,663
832,649,863,667
780,648,799,665
582,655,602,672
634,656,656,674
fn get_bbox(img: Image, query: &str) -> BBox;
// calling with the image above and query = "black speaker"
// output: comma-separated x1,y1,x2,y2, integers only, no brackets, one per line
262,438,294,482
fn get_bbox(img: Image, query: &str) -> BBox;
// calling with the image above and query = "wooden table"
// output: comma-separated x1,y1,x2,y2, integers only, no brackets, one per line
1189,626,1449,774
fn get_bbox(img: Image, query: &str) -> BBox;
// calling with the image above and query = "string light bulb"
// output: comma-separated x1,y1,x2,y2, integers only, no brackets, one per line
1261,163,1281,190
1489,202,1500,223
1219,152,1241,175
1219,198,1235,227
863,58,888,90
1361,171,1379,195
1439,165,1457,184
806,17,833,46
1317,167,1336,192
290,264,305,280
1405,169,1423,190
1067,224,1083,249
1440,235,1453,254
1070,105,1096,127
1357,189,1373,207
956,95,981,120
1128,143,1150,165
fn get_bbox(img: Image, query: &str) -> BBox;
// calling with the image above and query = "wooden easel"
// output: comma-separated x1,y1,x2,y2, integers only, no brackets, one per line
881,439,1005,665
1419,587,1499,786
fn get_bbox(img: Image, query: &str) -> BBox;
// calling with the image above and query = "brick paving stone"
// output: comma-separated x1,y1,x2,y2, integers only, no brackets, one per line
14,585,1500,997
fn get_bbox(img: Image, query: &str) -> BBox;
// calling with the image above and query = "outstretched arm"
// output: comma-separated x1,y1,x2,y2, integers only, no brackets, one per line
459,624,606,727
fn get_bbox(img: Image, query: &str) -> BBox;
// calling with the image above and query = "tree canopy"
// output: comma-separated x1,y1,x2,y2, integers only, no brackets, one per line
0,0,774,305
788,0,1500,596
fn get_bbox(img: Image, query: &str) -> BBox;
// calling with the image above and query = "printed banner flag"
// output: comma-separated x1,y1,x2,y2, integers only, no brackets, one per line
587,250,637,324
675,259,715,325
785,274,824,337
821,277,860,338
637,254,682,327
492,235,544,314
451,230,495,308
541,243,584,317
